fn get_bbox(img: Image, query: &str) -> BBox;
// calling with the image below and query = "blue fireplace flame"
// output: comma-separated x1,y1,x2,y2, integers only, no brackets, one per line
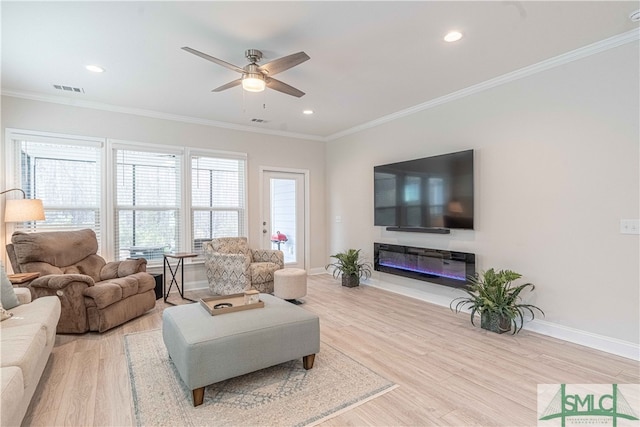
378,260,466,281
374,243,475,289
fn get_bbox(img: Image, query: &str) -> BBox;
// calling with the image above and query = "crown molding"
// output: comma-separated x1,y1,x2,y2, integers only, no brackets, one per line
0,90,326,142
326,28,640,142
3,28,638,144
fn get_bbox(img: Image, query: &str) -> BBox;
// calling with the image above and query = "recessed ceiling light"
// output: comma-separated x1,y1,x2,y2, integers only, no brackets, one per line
444,31,463,43
303,110,314,115
85,65,105,73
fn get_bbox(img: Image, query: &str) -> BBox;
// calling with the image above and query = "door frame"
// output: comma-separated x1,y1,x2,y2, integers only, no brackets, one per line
259,166,310,271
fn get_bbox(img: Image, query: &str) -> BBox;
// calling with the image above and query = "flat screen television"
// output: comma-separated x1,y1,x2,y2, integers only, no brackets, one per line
374,149,474,230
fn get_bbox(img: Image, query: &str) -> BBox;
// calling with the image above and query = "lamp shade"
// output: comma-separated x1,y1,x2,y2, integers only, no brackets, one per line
242,73,266,92
4,199,45,222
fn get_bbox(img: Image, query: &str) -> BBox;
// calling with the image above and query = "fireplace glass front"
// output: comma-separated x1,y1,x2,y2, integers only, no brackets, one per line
374,243,475,289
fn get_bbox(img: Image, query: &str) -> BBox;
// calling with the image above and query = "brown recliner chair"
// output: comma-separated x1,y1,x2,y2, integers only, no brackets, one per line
7,229,156,333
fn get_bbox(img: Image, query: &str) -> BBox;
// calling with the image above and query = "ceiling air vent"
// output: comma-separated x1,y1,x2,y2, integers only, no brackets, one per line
251,118,268,123
53,84,84,93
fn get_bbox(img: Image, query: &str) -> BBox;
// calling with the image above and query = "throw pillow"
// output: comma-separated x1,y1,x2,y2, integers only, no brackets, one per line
0,300,13,321
1,262,21,310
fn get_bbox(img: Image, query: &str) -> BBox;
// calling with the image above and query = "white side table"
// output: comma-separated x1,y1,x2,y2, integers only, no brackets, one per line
274,268,307,304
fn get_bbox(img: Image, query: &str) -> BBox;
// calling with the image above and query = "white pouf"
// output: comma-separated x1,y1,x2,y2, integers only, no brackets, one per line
274,268,307,301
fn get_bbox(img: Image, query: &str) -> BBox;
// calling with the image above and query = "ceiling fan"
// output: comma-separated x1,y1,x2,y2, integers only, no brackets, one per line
182,47,310,98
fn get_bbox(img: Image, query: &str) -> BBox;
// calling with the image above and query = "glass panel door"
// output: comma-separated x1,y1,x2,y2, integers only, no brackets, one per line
262,171,305,269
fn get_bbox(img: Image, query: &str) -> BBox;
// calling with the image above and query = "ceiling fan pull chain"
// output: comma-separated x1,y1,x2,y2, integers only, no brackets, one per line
242,86,246,113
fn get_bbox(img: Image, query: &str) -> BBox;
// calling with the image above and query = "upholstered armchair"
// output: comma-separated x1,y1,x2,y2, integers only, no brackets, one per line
7,229,156,333
204,237,284,295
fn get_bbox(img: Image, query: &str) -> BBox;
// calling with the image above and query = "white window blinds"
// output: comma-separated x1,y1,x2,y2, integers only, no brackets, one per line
191,154,246,254
115,149,182,263
7,133,249,263
14,139,102,243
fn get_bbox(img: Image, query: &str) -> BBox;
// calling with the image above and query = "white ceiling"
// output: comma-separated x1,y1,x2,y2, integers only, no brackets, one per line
2,1,639,140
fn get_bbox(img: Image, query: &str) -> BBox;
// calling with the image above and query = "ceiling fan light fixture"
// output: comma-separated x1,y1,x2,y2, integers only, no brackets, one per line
242,73,266,92
182,46,308,97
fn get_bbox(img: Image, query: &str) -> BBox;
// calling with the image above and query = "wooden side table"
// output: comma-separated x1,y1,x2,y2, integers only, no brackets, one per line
8,272,40,287
163,252,198,305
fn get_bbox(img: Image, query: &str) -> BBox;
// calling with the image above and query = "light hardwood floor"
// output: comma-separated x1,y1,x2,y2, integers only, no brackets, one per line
23,274,639,426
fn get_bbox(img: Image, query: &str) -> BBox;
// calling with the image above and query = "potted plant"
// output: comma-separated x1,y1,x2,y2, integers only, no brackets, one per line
325,249,372,287
450,268,544,334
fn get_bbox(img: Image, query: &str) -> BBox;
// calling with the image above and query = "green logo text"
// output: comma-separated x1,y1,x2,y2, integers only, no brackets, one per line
539,384,638,427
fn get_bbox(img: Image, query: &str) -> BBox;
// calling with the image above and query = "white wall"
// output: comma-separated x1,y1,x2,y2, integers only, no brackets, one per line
1,96,326,286
326,41,640,347
1,39,637,356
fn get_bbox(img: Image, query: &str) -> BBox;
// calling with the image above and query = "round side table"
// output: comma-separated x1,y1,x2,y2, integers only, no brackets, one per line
274,268,307,304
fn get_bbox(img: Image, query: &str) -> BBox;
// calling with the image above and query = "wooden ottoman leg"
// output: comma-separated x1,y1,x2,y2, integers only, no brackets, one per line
303,354,315,370
193,387,205,406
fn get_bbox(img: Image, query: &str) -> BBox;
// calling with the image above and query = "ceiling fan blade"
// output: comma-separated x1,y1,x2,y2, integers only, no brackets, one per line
181,47,245,74
212,79,242,92
266,78,305,98
259,52,310,76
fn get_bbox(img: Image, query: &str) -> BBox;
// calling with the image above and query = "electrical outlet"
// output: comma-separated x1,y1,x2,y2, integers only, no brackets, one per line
335,215,342,223
620,219,640,235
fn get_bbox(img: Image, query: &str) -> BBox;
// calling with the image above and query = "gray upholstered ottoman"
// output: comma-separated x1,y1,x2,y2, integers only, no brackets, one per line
162,293,320,406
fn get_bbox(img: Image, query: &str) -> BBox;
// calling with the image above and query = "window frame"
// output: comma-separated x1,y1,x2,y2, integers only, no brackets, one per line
188,148,248,257
4,130,249,267
111,141,184,264
5,128,107,253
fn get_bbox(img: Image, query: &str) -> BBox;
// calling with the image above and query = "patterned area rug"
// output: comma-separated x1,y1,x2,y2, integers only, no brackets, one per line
124,329,397,426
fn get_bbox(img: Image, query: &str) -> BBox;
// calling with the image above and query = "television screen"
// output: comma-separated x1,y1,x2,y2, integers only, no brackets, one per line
374,149,474,230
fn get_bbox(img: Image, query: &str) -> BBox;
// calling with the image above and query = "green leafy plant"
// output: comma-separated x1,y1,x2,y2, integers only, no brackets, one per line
450,268,544,334
325,249,372,285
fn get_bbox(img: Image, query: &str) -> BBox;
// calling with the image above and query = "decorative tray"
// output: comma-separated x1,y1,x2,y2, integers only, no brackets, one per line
199,293,264,316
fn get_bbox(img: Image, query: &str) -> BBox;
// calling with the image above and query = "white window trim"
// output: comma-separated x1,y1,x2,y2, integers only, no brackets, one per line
187,147,249,261
3,131,249,268
110,139,184,265
4,128,107,255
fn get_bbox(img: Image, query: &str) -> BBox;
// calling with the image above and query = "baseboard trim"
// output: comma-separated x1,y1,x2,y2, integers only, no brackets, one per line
363,277,639,361
524,320,639,361
308,267,326,276
178,274,640,360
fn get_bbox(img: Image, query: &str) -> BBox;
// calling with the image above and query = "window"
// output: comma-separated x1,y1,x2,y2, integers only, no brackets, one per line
114,148,182,262
191,154,247,254
12,137,102,243
6,131,248,264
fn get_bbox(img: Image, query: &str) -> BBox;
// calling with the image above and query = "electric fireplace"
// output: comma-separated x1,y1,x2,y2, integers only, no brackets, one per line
374,243,475,289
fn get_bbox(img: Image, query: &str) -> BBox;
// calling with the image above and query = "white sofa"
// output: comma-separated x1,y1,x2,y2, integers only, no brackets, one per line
1,287,61,426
